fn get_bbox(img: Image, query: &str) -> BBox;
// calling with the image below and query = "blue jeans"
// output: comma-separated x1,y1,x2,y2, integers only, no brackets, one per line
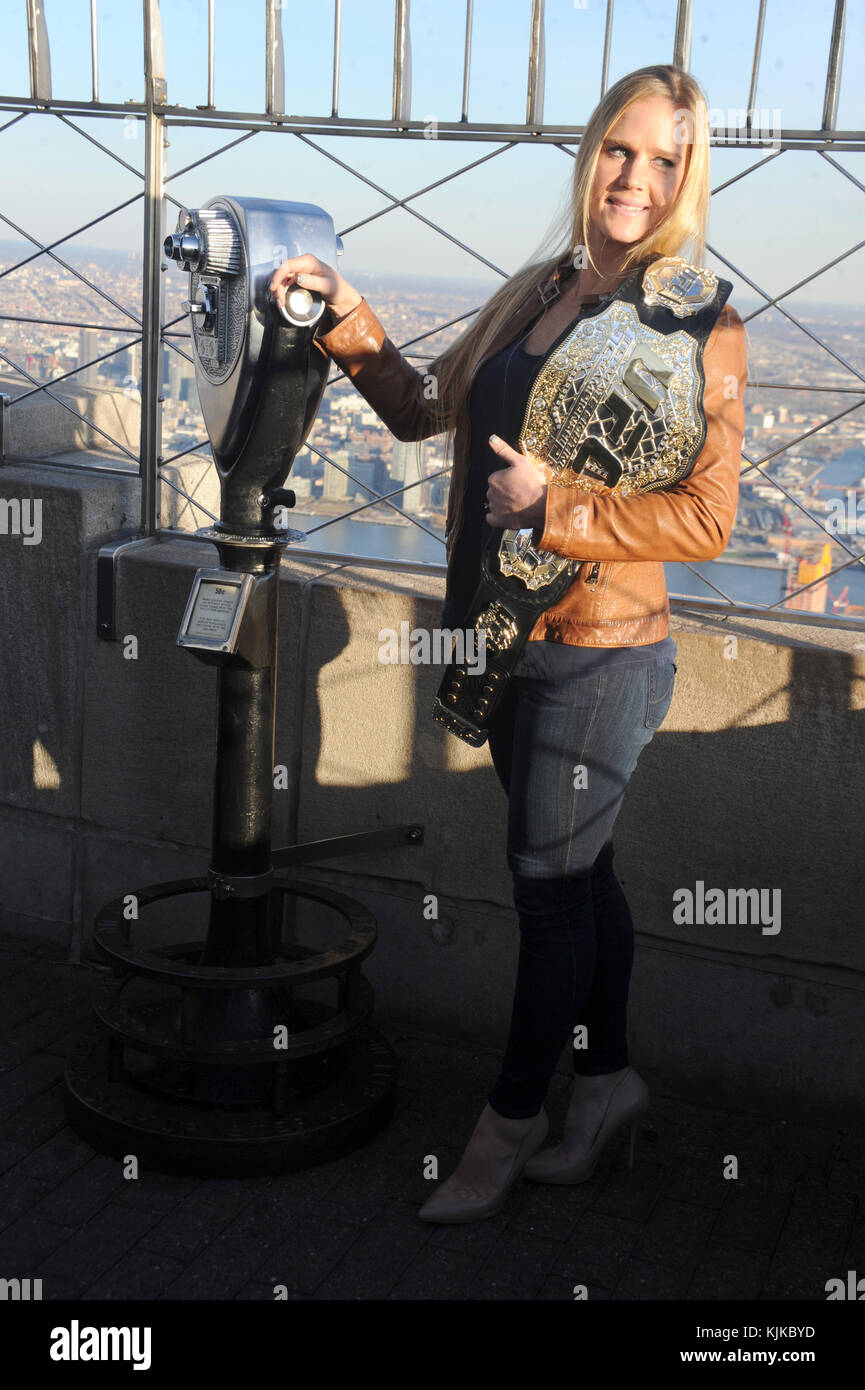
485,656,677,1118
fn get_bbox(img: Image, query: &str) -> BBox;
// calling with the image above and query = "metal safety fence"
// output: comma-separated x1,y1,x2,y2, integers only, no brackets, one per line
0,0,863,627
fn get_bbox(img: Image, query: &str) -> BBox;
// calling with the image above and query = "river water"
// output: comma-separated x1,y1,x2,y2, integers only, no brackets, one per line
288,445,865,614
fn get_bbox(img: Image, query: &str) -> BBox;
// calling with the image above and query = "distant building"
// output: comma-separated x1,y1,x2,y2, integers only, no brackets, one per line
350,455,386,502
323,449,350,500
787,542,832,612
391,439,426,514
168,354,196,403
292,448,313,479
77,328,99,387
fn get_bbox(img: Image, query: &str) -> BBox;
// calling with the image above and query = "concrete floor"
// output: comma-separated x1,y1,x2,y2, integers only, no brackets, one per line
0,931,862,1302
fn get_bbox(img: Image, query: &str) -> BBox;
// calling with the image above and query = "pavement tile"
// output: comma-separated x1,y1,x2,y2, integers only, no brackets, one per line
30,1154,128,1226
0,1137,30,1177
0,964,53,1019
0,1170,57,1230
633,1196,718,1268
593,1158,668,1222
764,1121,839,1187
0,1012,84,1073
111,1169,201,1216
701,1112,781,1178
665,1159,729,1209
0,1213,76,1267
387,1246,485,1299
213,1192,317,1259
387,1116,463,1168
0,1038,40,1074
0,1053,65,1120
267,1162,347,1202
684,1241,771,1299
426,1205,513,1259
710,1179,790,1252
614,1258,691,1299
311,1217,431,1298
35,1203,157,1296
0,988,75,1038
159,1236,275,1301
12,1128,96,1185
639,1097,725,1163
551,1209,642,1288
323,1157,415,1224
241,1215,363,1296
0,1083,68,1148
37,1272,90,1300
828,1154,865,1193
465,1230,560,1299
366,1195,435,1229
140,1192,247,1263
505,1181,593,1240
759,1258,836,1301
772,1185,855,1265
194,1174,273,1211
83,1251,189,1300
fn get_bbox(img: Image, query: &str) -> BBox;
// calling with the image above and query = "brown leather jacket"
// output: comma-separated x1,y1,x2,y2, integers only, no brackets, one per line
314,257,749,647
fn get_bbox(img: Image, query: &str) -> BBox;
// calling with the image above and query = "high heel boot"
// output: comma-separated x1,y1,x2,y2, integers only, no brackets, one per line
418,1104,549,1223
523,1066,649,1184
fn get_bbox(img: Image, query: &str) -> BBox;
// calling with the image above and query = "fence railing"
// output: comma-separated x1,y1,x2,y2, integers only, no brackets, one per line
1,0,863,626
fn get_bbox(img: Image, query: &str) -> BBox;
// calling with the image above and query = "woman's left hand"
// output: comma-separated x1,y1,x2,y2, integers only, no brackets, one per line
485,435,548,529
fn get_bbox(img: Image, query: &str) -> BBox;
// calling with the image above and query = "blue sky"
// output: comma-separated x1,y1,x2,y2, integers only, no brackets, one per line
0,0,863,305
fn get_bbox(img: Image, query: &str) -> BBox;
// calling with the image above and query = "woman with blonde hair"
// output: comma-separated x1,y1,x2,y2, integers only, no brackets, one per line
271,63,748,1223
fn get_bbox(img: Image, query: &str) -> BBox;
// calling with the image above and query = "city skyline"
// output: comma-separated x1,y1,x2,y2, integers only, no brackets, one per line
2,238,865,621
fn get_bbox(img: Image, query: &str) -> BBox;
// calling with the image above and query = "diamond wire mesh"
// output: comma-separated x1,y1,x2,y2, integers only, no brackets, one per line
0,0,863,623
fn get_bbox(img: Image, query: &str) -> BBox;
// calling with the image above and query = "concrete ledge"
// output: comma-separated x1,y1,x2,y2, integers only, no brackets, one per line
1,378,139,458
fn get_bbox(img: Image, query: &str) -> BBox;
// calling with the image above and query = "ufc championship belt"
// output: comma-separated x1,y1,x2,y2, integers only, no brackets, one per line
433,255,732,746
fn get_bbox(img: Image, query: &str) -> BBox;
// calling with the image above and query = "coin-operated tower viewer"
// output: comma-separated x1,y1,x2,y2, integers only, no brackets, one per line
64,198,423,1175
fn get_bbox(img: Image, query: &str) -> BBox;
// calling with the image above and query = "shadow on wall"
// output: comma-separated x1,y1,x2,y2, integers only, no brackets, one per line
290,586,865,979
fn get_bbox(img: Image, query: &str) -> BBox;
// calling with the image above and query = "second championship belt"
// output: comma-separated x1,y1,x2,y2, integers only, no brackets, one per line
433,255,733,746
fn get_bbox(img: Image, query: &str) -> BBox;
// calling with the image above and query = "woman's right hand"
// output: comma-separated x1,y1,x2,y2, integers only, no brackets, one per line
269,255,363,323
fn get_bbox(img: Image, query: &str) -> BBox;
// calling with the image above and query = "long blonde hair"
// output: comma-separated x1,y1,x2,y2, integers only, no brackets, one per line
430,64,712,457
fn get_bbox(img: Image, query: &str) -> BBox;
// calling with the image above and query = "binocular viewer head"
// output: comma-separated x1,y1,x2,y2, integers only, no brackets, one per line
165,196,342,534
